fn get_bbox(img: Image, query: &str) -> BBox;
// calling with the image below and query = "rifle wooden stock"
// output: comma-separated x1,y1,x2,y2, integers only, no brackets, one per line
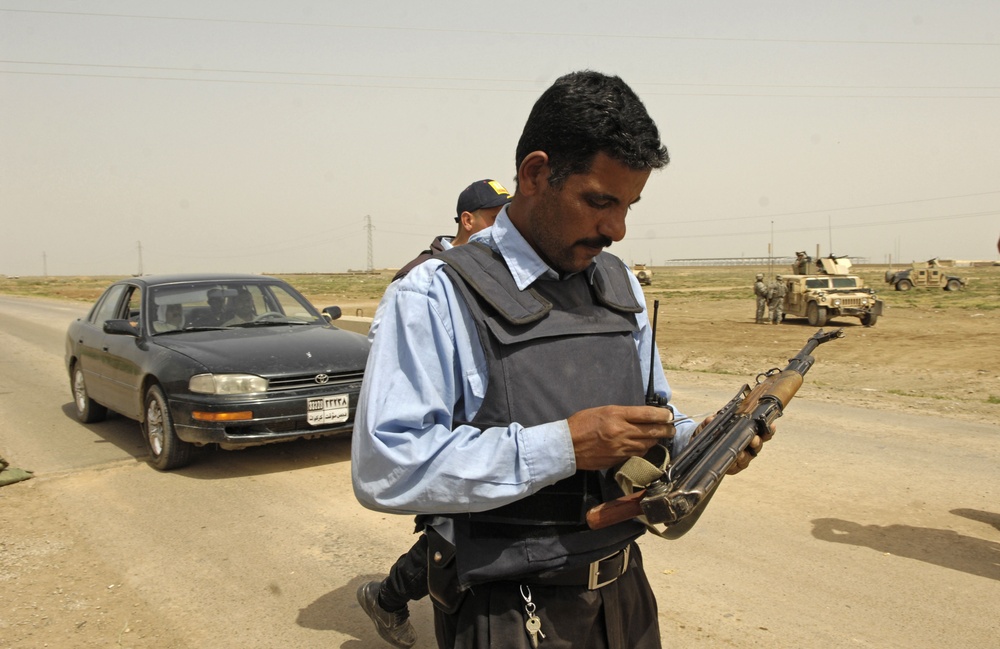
587,327,844,536
585,490,645,530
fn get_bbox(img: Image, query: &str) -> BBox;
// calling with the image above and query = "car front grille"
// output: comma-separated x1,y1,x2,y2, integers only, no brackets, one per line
837,298,868,308
267,370,365,392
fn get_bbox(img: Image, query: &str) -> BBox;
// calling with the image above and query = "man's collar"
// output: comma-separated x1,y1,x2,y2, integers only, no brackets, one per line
471,207,597,291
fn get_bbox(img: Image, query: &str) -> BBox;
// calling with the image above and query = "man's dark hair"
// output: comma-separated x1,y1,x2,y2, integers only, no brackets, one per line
515,70,669,188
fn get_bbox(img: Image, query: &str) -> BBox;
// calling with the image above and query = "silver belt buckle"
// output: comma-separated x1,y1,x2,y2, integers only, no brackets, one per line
587,544,630,590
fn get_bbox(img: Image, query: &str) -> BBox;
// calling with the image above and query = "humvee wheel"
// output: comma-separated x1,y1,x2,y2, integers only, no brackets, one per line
861,312,878,327
807,302,828,327
896,279,912,291
945,279,962,291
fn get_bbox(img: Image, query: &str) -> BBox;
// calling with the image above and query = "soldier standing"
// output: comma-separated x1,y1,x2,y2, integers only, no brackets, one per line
768,275,787,324
753,273,768,324
793,251,811,274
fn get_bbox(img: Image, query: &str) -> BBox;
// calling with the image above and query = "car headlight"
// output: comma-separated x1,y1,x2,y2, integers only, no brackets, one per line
832,298,841,307
189,373,268,394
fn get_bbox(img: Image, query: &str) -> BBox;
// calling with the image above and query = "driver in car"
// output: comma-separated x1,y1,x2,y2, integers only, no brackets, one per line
224,291,256,325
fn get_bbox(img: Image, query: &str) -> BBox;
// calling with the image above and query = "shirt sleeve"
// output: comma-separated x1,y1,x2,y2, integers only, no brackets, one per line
351,261,577,515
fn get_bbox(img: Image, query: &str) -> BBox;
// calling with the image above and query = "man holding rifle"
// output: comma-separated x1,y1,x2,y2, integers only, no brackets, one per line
352,70,769,648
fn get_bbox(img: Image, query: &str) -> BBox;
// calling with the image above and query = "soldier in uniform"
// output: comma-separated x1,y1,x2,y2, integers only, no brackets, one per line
768,275,787,324
793,251,811,275
753,273,768,324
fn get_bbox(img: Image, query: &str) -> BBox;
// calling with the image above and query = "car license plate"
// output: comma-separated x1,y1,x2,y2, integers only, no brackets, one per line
307,394,349,426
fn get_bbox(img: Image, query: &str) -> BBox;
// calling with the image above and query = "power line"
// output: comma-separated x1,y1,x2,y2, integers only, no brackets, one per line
637,210,997,241
4,68,997,98
3,8,999,47
638,190,1000,226
3,60,999,93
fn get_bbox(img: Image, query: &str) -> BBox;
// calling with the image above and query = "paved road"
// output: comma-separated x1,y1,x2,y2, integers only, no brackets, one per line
1,295,998,648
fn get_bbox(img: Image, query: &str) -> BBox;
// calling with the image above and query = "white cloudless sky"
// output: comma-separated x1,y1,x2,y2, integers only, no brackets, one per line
2,1,998,276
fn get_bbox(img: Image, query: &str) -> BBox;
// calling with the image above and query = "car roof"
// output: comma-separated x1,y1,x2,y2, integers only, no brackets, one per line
115,273,281,288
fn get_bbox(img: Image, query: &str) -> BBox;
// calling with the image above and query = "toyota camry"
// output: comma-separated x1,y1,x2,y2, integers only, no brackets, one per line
65,274,370,470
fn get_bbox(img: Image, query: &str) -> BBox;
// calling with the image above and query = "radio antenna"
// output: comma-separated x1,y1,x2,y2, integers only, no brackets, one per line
646,299,661,405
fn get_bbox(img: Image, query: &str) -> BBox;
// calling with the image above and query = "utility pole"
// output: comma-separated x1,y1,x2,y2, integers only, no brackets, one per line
364,215,374,272
137,241,143,276
768,220,774,278
42,251,47,277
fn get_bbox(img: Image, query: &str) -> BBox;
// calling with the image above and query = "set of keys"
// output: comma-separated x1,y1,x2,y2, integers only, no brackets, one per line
519,585,546,647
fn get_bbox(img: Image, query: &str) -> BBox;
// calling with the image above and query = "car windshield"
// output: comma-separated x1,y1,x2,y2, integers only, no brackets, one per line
148,280,323,333
831,277,859,288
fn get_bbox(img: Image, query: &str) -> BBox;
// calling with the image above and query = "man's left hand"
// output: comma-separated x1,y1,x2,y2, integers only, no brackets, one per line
727,422,776,475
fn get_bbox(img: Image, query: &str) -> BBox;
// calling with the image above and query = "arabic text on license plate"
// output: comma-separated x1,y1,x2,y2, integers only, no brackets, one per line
307,394,349,426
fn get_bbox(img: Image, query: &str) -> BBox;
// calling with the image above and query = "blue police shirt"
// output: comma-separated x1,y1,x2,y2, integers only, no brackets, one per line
351,207,695,515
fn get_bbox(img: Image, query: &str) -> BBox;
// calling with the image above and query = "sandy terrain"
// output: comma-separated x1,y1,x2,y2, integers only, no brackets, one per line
1,267,997,648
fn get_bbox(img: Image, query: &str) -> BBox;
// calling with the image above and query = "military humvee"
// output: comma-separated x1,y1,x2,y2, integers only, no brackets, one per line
633,264,652,286
781,255,884,327
884,259,966,291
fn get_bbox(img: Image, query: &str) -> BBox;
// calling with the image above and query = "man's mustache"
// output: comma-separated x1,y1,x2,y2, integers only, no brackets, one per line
576,236,614,249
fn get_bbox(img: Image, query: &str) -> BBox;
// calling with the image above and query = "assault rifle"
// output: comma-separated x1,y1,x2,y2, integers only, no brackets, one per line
587,324,844,538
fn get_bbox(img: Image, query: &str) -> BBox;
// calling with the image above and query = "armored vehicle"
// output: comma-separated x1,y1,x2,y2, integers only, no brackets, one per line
884,259,966,291
781,256,883,326
633,264,652,286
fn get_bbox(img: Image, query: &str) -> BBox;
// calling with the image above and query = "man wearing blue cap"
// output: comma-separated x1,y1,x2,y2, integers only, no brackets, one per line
367,179,511,342
358,178,511,647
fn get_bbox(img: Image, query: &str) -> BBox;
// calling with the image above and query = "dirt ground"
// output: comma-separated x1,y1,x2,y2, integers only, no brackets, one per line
1,268,998,648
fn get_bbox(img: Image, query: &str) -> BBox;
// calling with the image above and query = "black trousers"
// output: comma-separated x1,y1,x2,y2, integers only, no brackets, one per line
433,543,660,649
378,533,431,612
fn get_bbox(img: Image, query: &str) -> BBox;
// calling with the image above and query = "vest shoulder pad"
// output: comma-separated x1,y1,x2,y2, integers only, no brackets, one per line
591,253,643,313
438,242,551,325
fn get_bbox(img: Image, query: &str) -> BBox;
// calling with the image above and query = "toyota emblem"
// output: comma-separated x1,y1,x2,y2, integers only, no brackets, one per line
314,374,330,384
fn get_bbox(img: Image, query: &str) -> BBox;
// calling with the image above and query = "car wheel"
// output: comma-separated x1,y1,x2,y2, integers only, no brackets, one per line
946,279,962,291
71,364,107,424
807,302,828,327
861,312,878,327
896,279,912,291
143,384,193,471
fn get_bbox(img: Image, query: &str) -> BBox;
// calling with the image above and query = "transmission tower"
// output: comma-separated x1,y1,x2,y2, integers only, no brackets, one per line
365,215,375,272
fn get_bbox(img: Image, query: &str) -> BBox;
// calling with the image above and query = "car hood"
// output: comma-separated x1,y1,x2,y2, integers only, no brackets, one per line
153,324,370,376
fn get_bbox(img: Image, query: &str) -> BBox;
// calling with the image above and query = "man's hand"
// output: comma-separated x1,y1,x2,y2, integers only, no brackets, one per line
568,405,675,471
726,422,776,475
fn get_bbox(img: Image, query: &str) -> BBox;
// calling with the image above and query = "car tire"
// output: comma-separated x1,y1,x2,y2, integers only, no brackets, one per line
71,364,107,424
946,279,962,291
861,312,878,327
807,302,828,327
896,279,912,291
143,384,193,471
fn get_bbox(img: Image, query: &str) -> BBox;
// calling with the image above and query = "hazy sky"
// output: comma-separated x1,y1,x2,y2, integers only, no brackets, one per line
2,1,998,277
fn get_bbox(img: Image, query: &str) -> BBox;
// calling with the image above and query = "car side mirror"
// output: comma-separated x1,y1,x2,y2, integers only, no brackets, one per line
104,319,141,337
322,306,342,321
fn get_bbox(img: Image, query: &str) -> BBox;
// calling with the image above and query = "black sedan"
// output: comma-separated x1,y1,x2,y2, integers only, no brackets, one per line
65,274,370,470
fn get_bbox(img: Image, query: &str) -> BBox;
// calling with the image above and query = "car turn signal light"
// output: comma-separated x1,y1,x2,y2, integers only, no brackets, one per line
192,411,254,422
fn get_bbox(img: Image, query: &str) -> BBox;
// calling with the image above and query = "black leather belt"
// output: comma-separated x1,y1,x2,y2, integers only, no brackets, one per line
526,545,631,590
